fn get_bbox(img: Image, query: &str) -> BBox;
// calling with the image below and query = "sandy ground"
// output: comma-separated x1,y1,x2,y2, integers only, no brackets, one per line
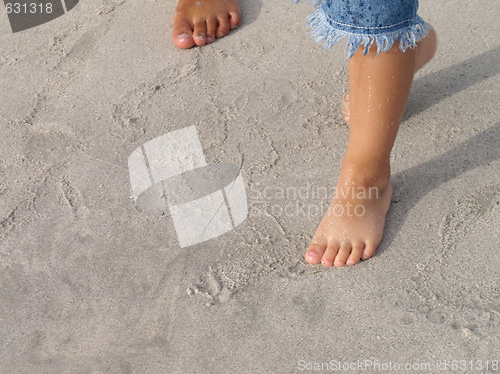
1,0,499,373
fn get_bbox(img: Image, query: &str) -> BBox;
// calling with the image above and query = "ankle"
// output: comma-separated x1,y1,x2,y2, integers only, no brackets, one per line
338,161,391,191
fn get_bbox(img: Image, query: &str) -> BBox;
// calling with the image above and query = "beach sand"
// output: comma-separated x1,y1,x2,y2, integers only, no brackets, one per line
0,0,499,372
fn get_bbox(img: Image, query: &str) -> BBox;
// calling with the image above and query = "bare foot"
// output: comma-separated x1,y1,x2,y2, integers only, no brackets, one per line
305,29,436,268
305,175,393,267
343,27,437,122
172,0,241,48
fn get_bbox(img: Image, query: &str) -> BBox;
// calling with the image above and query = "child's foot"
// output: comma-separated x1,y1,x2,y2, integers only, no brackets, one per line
172,0,241,48
305,174,393,267
343,27,437,122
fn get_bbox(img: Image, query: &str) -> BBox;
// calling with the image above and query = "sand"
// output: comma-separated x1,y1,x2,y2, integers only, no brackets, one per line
0,0,499,373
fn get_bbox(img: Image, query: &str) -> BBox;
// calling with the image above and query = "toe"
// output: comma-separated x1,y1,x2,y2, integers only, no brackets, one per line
193,19,208,46
172,21,195,49
334,242,352,267
304,245,323,265
321,242,340,267
206,16,217,43
362,241,377,260
228,11,241,29
305,238,327,265
346,241,364,266
216,15,230,38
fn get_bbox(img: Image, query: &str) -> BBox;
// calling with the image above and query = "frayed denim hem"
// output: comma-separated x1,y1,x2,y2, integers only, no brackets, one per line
307,10,432,58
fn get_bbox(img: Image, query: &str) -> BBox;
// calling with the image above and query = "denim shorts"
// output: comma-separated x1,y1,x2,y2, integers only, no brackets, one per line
305,0,431,58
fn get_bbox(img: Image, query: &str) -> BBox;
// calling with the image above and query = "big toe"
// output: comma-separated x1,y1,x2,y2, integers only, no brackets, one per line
172,22,195,49
305,243,326,265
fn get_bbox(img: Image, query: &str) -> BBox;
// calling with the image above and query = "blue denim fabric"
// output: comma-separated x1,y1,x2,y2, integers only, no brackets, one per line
306,0,431,58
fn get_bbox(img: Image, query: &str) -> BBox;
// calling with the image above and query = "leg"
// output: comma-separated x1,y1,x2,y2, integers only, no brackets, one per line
172,0,241,48
305,41,417,267
344,28,437,122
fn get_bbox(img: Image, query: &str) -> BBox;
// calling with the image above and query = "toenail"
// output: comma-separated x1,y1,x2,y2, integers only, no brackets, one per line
176,33,190,40
306,250,320,261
